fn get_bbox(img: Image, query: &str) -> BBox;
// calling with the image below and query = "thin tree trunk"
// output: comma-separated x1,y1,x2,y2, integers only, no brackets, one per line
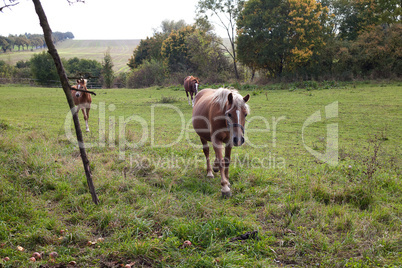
231,37,239,80
32,0,99,205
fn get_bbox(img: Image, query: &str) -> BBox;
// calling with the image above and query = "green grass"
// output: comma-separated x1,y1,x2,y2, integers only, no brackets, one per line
0,82,401,267
0,39,140,73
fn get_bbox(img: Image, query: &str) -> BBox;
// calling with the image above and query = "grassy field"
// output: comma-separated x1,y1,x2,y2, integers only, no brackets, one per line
0,39,141,73
0,82,401,267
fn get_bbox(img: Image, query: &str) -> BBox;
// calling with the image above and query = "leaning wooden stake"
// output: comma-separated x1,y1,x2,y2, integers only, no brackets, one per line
32,0,99,205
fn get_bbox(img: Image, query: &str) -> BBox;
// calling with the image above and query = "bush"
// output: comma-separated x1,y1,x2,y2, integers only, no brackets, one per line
114,72,127,88
30,51,59,85
126,60,165,88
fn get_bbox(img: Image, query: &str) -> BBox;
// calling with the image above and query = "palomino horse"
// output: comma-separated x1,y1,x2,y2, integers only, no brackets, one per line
184,76,199,107
192,88,250,197
71,78,92,132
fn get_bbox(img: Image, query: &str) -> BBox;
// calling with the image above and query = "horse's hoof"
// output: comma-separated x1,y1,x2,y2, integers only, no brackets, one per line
221,191,232,198
213,167,219,172
207,172,214,178
86,129,90,132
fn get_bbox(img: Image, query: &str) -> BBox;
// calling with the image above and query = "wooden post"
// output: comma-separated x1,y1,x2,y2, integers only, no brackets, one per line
32,0,99,205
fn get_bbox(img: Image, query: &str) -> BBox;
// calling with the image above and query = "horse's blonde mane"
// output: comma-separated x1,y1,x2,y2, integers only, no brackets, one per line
77,79,87,86
212,88,250,113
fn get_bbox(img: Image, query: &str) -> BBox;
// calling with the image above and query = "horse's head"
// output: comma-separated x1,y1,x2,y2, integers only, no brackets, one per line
192,77,199,93
75,79,88,98
225,92,250,146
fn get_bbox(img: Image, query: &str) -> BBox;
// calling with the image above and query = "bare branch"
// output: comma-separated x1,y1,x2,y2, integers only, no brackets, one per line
0,1,19,12
66,0,85,5
1,0,84,12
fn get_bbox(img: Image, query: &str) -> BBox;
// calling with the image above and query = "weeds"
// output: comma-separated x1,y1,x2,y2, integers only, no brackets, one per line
158,96,179,103
362,132,385,183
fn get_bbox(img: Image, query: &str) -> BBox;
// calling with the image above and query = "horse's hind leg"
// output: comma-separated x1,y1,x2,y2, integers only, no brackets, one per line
186,91,191,106
201,137,213,178
191,93,195,107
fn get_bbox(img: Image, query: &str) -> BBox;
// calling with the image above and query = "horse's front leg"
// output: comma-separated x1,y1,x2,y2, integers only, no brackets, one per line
85,107,90,132
213,140,231,197
224,145,232,181
81,108,90,132
200,137,213,178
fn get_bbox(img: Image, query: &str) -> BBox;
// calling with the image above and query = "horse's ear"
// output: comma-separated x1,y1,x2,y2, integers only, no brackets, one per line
243,94,250,103
228,93,233,105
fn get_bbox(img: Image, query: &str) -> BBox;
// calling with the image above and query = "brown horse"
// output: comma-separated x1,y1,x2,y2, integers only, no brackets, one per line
71,78,92,132
184,76,199,107
192,88,250,197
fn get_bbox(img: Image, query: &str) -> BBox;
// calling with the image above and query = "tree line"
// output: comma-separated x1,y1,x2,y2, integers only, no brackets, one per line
235,0,401,81
0,31,74,52
1,0,400,88
126,0,401,86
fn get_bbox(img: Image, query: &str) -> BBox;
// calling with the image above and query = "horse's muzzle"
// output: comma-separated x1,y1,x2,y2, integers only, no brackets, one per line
233,136,245,146
75,92,81,98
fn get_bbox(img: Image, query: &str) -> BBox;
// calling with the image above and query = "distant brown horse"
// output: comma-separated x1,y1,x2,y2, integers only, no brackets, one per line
71,78,92,132
192,88,250,197
184,76,199,107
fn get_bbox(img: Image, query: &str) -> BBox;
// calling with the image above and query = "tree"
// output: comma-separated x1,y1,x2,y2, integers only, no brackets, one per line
102,49,114,88
127,33,166,69
128,20,187,70
0,36,12,52
377,0,402,25
186,30,230,79
286,0,329,70
161,26,196,73
334,24,402,78
158,19,188,34
14,35,29,51
237,0,329,78
30,51,59,84
197,0,245,79
328,0,399,41
66,57,102,78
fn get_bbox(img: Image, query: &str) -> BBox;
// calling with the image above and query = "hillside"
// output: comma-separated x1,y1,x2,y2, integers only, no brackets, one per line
0,39,141,73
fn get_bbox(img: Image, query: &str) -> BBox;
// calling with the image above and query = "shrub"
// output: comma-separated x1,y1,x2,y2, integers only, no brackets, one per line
126,60,165,88
30,51,59,85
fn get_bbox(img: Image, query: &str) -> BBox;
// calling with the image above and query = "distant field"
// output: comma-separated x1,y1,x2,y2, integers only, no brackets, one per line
0,39,141,73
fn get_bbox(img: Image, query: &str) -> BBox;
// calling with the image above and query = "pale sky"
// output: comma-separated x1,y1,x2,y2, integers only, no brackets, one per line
0,0,225,40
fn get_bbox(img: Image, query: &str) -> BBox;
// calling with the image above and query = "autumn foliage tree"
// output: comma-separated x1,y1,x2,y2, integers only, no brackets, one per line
161,26,196,73
287,0,329,69
237,0,329,78
127,33,166,69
